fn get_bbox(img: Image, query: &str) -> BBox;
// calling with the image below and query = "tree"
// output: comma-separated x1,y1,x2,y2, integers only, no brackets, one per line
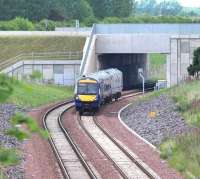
0,0,24,20
73,0,94,20
136,0,157,15
89,0,133,18
0,0,49,21
112,0,133,17
22,0,50,21
88,0,111,18
187,47,200,78
156,0,182,16
49,0,93,20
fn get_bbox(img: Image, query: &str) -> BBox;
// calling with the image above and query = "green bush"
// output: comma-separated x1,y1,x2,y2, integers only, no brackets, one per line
12,17,35,30
82,16,98,27
35,19,56,31
54,20,76,28
0,148,20,167
100,15,200,24
0,74,16,102
101,17,122,24
0,74,14,92
1,15,200,31
29,70,42,81
7,112,49,141
0,17,35,31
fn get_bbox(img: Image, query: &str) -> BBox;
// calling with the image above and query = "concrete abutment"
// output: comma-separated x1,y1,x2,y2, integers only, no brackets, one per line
81,24,200,88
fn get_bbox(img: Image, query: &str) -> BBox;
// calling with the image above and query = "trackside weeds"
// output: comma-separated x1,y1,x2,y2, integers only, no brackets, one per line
0,104,24,179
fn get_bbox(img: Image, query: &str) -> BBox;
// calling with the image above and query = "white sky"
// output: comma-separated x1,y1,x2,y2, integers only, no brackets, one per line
137,0,200,7
178,0,200,7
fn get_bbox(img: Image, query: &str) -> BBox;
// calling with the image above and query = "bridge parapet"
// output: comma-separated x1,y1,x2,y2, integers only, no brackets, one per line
81,24,200,87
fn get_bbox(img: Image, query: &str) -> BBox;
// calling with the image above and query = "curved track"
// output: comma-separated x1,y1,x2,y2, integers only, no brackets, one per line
43,101,97,179
78,115,157,179
43,90,157,179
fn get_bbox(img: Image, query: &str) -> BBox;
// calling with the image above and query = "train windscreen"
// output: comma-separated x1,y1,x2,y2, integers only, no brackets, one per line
77,83,98,95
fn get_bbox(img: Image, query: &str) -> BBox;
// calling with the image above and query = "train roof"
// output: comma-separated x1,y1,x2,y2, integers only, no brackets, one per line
85,68,121,81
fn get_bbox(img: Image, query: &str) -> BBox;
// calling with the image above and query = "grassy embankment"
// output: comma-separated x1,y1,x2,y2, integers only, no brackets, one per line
0,36,85,63
145,81,200,178
0,75,73,176
0,79,73,108
149,53,166,80
0,36,84,107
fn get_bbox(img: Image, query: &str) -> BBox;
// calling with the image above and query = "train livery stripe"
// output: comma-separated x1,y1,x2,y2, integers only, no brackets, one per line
79,80,97,83
79,95,97,102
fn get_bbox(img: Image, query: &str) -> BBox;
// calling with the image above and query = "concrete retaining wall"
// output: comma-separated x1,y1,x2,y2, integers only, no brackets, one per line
169,35,200,86
3,60,81,86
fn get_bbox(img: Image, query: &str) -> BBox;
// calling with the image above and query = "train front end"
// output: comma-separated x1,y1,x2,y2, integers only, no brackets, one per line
75,78,100,114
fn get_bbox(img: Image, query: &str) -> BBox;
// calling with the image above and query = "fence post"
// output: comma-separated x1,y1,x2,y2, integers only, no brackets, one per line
32,52,34,61
22,61,24,79
12,65,14,78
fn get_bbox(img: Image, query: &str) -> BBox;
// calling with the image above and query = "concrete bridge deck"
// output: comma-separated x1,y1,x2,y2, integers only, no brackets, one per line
81,24,200,88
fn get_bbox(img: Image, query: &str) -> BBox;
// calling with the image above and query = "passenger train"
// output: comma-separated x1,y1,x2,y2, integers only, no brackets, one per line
74,68,123,114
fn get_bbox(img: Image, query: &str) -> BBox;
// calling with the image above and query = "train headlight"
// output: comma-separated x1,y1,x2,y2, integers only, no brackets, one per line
75,96,79,100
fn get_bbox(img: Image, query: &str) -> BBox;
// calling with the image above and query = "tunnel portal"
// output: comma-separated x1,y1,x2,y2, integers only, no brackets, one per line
98,54,147,90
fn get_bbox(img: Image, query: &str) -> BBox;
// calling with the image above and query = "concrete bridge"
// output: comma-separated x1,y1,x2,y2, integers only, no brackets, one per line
81,24,200,88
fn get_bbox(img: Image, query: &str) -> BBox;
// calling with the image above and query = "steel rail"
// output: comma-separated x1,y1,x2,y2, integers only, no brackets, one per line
43,101,72,179
43,100,97,179
77,90,157,179
59,107,97,179
91,90,157,178
93,116,156,179
78,115,129,179
42,90,155,178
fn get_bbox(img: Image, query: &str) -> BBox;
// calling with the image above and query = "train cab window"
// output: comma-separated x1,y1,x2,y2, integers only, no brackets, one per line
78,83,98,95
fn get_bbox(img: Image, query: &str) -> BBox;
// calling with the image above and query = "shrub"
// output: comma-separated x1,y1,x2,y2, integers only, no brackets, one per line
54,19,77,28
0,148,20,167
0,17,35,31
188,47,200,78
9,112,48,138
82,16,98,27
11,17,35,30
35,19,56,31
101,17,122,24
29,70,42,82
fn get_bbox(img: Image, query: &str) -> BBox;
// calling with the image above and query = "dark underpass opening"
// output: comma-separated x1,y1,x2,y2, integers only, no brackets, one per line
98,54,147,90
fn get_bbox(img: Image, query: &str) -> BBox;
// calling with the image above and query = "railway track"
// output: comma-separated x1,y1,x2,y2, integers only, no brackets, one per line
43,101,97,179
78,115,159,179
43,90,158,179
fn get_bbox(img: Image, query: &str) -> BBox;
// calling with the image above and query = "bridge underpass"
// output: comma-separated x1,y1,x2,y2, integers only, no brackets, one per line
97,53,147,89
81,24,200,88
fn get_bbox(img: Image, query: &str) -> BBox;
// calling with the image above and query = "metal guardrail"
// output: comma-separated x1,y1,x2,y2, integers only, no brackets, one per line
80,24,96,75
0,51,82,71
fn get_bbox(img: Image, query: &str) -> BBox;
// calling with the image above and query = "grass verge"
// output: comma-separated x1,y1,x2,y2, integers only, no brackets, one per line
0,76,73,108
149,53,166,80
144,80,200,178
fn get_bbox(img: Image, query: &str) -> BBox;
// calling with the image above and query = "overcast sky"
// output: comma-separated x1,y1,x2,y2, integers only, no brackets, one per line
178,0,200,7
137,0,200,7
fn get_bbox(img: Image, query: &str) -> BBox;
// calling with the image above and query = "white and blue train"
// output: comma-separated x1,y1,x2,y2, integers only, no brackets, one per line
74,68,123,114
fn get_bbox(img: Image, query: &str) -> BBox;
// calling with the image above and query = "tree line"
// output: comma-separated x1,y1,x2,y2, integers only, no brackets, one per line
0,0,199,22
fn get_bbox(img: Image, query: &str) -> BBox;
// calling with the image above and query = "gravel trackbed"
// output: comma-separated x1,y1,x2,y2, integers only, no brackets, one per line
121,94,191,146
